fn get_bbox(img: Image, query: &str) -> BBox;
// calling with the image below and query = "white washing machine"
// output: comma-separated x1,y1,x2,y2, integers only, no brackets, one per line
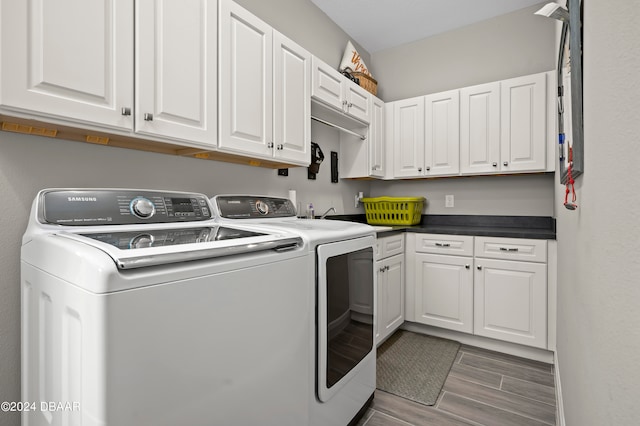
211,195,377,426
21,189,313,426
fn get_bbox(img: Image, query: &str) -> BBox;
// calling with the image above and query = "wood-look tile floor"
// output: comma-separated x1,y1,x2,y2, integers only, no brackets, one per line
356,343,556,426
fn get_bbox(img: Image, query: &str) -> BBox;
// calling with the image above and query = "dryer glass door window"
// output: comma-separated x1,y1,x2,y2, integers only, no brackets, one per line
316,236,375,403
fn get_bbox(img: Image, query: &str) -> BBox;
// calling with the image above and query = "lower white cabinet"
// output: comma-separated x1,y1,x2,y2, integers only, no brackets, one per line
375,234,405,346
408,233,549,349
415,253,473,333
474,236,548,349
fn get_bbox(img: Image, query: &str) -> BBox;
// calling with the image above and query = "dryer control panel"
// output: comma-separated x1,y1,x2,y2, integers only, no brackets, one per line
214,196,296,219
39,189,212,226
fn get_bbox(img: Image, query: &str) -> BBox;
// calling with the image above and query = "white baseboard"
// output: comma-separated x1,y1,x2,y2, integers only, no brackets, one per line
554,351,566,426
401,322,554,363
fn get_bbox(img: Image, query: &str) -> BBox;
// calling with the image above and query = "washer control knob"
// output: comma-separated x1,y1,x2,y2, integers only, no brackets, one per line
255,200,269,215
131,197,156,219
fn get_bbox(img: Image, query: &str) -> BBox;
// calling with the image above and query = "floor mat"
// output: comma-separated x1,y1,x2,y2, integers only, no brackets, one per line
377,330,461,406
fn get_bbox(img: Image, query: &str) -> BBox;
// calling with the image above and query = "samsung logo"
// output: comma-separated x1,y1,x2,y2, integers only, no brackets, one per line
67,196,98,202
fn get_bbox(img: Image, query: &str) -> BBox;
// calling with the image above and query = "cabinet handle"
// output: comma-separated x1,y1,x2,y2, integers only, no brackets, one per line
426,166,431,171
348,102,353,108
277,144,284,150
385,265,390,271
267,142,274,148
477,265,482,270
503,161,509,166
465,264,470,269
418,167,423,172
379,267,386,273
121,107,131,116
144,113,153,121
492,162,498,167
499,247,519,252
372,165,381,171
435,242,451,247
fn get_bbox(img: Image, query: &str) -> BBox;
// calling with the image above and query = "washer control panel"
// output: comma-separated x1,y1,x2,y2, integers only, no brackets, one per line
214,195,296,219
39,189,212,226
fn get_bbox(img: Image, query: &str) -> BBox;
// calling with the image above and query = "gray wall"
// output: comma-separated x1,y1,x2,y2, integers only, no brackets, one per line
555,1,640,425
370,2,555,102
371,174,554,216
234,0,371,69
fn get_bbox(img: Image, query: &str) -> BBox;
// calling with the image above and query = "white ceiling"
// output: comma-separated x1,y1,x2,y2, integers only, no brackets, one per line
311,0,545,53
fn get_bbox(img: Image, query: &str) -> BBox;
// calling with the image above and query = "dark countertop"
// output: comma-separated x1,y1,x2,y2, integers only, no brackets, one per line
324,214,556,240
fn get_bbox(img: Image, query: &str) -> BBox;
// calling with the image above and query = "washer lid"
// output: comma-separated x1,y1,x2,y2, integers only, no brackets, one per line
58,225,302,269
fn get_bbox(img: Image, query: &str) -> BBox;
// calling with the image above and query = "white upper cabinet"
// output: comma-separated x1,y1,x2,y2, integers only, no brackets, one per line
369,96,386,178
384,71,551,180
219,0,310,165
460,82,501,174
460,72,548,174
424,90,460,176
1,0,219,146
343,82,370,123
339,94,383,179
392,96,425,178
219,0,273,157
311,57,371,124
391,89,459,179
136,0,217,145
311,58,344,111
500,73,547,172
1,0,134,130
273,32,311,165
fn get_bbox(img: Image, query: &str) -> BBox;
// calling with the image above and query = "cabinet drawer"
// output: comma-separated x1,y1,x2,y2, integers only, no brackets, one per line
474,237,547,263
378,234,404,259
415,234,473,256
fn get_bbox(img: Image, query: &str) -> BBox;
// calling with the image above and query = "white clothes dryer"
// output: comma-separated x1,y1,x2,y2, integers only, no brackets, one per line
211,195,377,426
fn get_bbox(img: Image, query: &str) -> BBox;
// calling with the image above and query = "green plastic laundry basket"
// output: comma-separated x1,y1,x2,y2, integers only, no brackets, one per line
361,196,425,225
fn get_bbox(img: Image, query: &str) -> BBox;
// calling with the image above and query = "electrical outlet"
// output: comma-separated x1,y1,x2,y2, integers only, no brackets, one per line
445,194,454,208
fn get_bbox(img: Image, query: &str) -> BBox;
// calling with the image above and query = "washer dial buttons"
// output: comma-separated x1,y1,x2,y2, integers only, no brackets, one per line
255,200,269,215
130,197,156,219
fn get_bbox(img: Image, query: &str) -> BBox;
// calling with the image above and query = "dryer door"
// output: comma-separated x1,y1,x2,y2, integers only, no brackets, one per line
316,236,375,402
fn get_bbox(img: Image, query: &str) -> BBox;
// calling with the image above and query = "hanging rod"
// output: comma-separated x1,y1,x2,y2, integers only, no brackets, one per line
311,116,366,140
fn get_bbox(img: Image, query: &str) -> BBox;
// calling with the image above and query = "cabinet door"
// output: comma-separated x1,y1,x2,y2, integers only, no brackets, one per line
415,253,473,333
1,0,133,130
460,82,500,175
311,57,344,111
369,96,385,177
219,0,273,157
136,0,217,145
424,90,460,176
474,258,547,348
376,254,405,345
273,31,310,165
500,73,547,172
344,83,370,123
392,97,425,178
